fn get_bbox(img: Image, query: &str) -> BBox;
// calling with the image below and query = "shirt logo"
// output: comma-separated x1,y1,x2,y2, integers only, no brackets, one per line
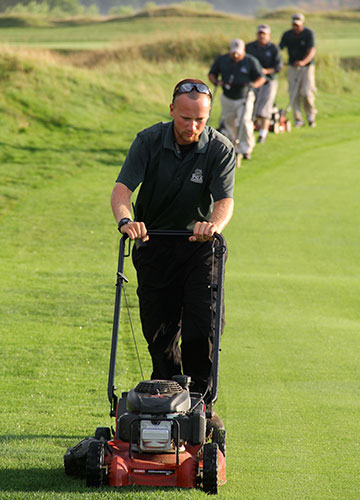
190,169,203,184
240,67,248,74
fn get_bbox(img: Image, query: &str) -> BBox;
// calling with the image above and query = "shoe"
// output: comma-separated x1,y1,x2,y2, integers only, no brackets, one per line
206,411,225,433
205,411,226,456
308,121,316,127
242,153,251,160
295,120,305,128
257,135,266,144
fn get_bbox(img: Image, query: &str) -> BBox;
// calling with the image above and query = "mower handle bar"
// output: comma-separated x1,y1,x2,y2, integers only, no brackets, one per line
107,230,226,416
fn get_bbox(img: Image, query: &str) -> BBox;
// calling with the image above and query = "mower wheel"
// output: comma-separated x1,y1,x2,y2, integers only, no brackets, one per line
64,438,95,477
95,426,111,441
203,442,219,495
86,439,106,487
212,428,226,457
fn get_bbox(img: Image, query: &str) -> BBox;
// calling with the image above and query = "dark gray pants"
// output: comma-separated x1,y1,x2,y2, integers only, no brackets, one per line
132,236,226,396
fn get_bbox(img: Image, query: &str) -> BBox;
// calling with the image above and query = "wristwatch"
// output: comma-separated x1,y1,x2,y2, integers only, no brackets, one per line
117,217,132,233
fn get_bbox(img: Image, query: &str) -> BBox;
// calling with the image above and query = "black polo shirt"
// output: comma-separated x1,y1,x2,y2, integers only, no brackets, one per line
209,53,264,99
116,121,235,230
245,41,283,80
279,27,315,66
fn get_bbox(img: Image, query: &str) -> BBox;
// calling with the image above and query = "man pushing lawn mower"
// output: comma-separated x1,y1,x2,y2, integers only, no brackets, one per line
246,24,283,144
64,78,235,494
279,13,317,128
110,78,235,427
208,39,266,166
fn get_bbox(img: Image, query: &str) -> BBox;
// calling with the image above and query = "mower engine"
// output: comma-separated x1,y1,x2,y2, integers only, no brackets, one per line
116,377,207,454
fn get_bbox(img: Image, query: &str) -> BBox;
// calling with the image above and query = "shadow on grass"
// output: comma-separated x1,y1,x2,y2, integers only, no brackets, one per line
0,436,193,494
0,434,85,442
0,467,87,492
0,435,86,492
0,140,128,158
0,17,31,28
0,467,188,495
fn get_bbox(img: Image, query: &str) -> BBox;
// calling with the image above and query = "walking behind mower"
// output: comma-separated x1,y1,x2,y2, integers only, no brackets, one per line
233,85,252,168
284,65,306,126
64,231,227,495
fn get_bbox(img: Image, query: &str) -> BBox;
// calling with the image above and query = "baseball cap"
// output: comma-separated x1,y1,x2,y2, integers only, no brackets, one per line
229,39,245,54
257,24,271,34
292,13,305,24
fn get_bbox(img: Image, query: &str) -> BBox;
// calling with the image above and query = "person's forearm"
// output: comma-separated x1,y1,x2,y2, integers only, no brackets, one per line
208,73,219,86
110,182,133,223
262,67,275,75
210,198,234,233
252,76,267,88
295,47,316,67
302,47,316,65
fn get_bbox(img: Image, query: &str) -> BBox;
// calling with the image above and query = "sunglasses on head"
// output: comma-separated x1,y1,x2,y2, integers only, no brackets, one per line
173,82,212,100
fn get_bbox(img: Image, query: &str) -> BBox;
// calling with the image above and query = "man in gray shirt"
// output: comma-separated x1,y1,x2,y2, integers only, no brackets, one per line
246,24,283,143
280,13,317,127
111,79,235,428
209,39,266,163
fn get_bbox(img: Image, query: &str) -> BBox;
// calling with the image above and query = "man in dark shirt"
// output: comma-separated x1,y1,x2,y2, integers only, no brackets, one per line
208,39,266,163
246,24,283,143
280,13,317,127
110,79,235,426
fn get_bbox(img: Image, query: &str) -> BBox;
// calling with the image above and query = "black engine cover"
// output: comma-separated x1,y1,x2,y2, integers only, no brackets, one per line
126,380,191,414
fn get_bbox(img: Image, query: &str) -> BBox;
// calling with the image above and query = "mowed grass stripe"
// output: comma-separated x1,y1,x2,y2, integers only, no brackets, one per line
220,135,360,498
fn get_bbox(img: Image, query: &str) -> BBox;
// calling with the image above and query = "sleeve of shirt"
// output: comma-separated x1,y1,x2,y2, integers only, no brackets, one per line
279,32,287,49
209,55,221,78
250,56,264,81
209,142,236,201
115,134,148,191
307,29,315,49
273,45,283,72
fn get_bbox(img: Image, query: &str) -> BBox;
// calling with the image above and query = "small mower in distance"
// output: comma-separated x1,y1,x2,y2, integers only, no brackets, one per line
269,105,292,134
64,231,227,494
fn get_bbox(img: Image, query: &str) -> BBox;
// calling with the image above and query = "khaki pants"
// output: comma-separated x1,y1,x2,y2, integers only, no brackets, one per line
288,64,317,123
220,91,255,155
253,79,278,120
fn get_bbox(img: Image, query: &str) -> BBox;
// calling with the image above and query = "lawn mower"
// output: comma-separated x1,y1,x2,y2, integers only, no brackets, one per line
64,230,227,494
266,66,306,133
268,105,292,134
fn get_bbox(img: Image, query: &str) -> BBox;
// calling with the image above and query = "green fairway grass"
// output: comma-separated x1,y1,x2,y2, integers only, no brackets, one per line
1,11,360,499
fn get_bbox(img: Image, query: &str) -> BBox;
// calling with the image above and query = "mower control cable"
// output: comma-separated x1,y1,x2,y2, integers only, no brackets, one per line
123,284,145,381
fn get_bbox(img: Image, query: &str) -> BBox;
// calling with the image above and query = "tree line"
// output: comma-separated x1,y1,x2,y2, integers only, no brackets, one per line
0,0,359,16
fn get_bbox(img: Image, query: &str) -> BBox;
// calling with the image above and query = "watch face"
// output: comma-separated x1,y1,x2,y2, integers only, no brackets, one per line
119,218,131,227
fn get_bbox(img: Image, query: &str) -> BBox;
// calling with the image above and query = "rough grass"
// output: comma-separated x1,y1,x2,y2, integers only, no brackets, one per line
0,8,359,61
262,7,360,20
130,5,235,18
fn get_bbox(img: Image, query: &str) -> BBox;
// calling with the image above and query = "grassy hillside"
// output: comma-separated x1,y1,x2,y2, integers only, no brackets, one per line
0,42,358,218
1,9,360,500
0,8,360,60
